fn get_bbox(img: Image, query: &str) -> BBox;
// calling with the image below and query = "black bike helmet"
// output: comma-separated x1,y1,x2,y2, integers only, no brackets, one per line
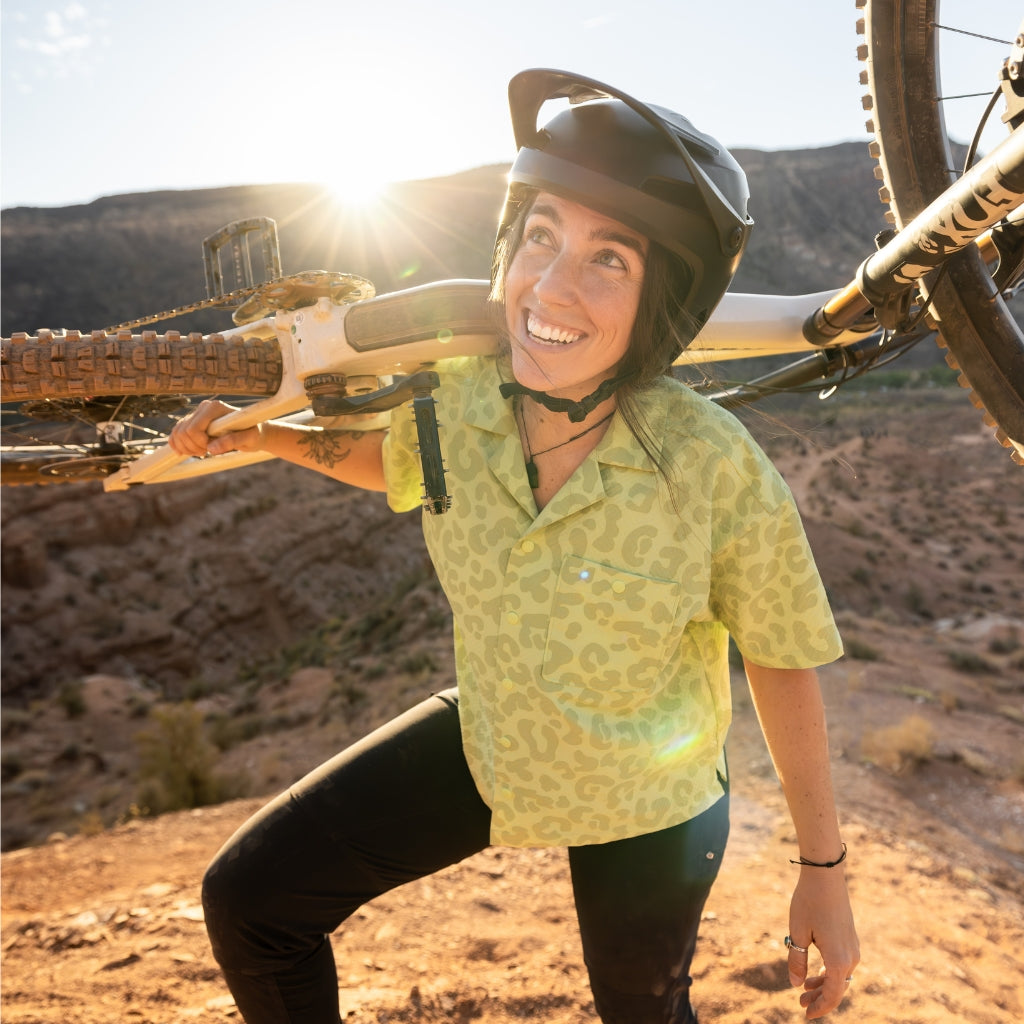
497,68,754,336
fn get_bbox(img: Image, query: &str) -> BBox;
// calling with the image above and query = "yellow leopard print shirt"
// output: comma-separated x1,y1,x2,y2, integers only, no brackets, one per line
384,357,842,847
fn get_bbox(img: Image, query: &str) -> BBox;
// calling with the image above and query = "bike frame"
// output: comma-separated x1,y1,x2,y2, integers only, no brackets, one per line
100,116,1024,492
98,286,873,491
3,20,1022,495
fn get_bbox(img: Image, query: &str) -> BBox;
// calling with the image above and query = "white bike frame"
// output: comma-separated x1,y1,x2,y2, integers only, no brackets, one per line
100,286,870,492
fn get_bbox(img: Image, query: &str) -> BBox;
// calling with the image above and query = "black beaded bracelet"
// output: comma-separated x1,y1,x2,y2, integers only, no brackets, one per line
789,843,847,868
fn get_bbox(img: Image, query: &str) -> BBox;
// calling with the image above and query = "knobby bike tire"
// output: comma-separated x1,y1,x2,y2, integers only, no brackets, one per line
2,329,283,402
859,0,1024,462
1,329,283,485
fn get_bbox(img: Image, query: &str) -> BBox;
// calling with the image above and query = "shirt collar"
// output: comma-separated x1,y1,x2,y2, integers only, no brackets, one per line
465,359,665,476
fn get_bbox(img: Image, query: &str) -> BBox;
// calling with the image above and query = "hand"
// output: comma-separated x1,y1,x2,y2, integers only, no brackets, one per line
168,399,263,458
786,869,859,1019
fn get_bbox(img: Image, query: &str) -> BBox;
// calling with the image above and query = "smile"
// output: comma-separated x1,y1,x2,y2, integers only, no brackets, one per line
526,313,583,346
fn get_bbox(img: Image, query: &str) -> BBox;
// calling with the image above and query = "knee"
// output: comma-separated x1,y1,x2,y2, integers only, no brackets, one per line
201,839,272,968
201,845,243,924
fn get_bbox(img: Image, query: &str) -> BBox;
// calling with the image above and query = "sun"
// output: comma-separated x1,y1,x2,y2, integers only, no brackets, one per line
321,166,389,211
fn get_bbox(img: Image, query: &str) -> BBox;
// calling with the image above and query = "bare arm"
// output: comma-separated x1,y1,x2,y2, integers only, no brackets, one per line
743,659,860,1020
168,399,387,491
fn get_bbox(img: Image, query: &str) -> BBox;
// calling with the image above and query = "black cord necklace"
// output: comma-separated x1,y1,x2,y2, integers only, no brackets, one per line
517,401,614,489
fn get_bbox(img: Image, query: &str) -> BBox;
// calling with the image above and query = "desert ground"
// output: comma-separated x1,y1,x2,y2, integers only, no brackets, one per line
2,386,1023,1023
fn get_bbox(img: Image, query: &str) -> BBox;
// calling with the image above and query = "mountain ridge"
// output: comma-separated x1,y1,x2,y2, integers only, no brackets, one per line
2,142,887,338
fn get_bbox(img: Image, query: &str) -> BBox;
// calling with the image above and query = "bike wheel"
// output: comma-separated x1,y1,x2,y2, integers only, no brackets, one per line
859,0,1024,462
1,328,283,485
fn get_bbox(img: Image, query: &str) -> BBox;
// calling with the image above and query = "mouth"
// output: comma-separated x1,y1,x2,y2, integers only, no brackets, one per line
525,312,584,346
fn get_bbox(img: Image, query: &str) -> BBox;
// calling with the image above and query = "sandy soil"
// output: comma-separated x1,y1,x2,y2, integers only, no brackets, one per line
2,389,1023,1023
2,717,1022,1024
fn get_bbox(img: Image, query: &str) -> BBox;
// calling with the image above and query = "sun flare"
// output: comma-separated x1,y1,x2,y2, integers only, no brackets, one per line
321,167,389,210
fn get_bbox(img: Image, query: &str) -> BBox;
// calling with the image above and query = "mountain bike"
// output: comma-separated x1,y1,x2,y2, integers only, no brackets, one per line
3,0,1023,507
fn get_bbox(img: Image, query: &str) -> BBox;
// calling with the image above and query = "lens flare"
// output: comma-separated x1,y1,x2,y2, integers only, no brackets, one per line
654,729,703,765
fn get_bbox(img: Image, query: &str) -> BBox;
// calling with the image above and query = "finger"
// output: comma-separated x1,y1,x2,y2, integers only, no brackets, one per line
190,399,235,433
169,420,215,457
206,430,250,456
785,937,810,987
167,424,206,457
168,400,233,456
802,969,852,1019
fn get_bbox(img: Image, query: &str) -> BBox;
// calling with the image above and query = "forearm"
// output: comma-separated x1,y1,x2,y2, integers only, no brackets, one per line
744,659,859,1014
257,421,388,490
742,660,844,862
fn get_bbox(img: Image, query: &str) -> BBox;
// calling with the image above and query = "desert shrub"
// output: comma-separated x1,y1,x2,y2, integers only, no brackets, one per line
400,651,440,675
850,566,872,586
844,638,882,662
77,811,105,837
135,704,246,814
861,714,936,774
946,649,998,675
206,711,265,752
905,584,933,618
988,629,1020,655
57,680,86,719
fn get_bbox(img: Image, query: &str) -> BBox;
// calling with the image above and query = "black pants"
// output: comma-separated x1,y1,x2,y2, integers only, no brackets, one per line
202,689,729,1023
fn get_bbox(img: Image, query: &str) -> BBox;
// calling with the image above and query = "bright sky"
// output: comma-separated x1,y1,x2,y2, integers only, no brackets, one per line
0,0,1015,209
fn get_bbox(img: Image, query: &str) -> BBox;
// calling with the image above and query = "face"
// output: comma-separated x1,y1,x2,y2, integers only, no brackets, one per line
503,193,648,401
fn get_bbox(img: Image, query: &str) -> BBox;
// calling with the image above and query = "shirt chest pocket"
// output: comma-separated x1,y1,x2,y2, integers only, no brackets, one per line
541,556,688,707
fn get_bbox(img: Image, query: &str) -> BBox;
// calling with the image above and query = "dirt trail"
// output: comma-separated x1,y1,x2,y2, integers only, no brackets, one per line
2,752,1022,1024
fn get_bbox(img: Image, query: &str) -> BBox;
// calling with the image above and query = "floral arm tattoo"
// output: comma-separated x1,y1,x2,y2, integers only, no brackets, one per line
296,429,362,469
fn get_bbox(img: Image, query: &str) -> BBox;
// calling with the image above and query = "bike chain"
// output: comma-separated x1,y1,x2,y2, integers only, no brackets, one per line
103,271,376,333
102,284,263,332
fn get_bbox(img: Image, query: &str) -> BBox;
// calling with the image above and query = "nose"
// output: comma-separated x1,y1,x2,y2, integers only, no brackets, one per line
533,249,579,307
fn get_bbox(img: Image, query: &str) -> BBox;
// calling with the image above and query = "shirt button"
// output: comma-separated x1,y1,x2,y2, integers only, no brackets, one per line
521,539,535,553
500,678,515,692
612,580,626,594
499,736,513,749
507,611,520,625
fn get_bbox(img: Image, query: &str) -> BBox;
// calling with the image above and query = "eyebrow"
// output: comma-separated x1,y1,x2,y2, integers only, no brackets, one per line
529,201,648,263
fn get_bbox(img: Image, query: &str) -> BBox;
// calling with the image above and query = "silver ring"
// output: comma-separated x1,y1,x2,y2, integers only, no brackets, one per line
845,976,854,983
784,936,809,954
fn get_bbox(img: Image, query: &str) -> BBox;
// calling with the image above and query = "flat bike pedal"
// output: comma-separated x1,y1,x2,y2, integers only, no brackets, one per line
306,371,451,515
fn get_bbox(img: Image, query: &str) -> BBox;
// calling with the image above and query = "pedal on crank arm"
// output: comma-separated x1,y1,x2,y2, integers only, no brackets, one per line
309,370,450,514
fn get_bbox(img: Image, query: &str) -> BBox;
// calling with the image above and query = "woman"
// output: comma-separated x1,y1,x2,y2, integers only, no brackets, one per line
170,69,859,1023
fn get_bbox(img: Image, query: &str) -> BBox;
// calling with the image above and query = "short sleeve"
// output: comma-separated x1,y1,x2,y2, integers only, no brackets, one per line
710,497,843,668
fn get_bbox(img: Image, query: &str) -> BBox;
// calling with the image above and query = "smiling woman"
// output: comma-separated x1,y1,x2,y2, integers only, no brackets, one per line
170,66,859,1024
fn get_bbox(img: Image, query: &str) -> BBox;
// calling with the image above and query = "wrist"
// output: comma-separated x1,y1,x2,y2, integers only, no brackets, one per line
790,843,847,869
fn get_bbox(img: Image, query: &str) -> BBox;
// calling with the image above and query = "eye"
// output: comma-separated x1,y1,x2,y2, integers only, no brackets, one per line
594,249,629,270
524,224,554,247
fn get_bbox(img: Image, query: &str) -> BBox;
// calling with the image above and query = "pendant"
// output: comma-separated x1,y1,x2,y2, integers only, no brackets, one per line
526,458,539,490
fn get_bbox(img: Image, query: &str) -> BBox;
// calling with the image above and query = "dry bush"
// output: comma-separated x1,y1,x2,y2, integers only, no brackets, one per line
861,714,936,774
135,704,248,815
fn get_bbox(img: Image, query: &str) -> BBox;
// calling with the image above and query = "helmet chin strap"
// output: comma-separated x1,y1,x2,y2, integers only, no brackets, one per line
498,370,631,423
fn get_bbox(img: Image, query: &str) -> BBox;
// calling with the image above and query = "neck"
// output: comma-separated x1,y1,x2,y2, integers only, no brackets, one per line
515,396,615,493
499,369,631,423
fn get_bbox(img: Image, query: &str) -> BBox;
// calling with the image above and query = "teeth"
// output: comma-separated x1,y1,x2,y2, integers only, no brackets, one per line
527,314,581,345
